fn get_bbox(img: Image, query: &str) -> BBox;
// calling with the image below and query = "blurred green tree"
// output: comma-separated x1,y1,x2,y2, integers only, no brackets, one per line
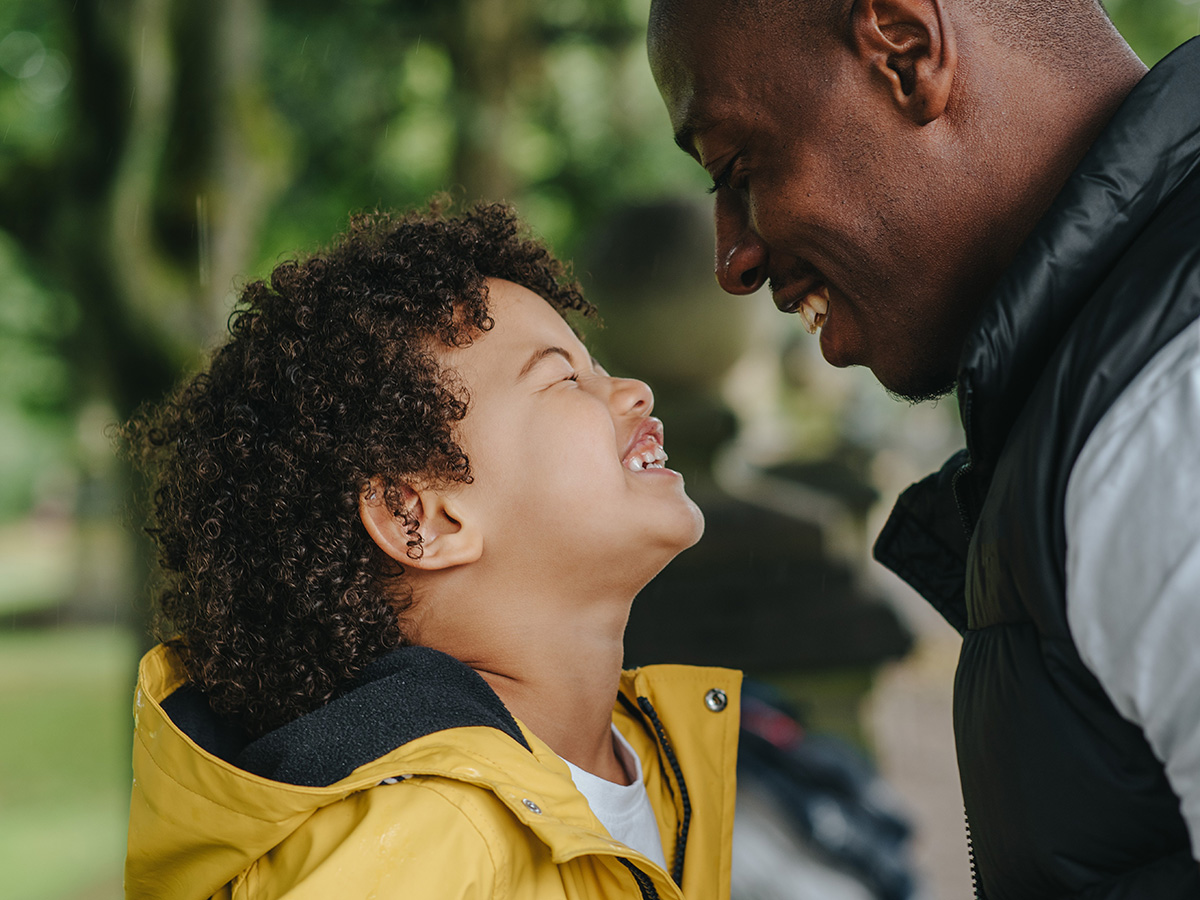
1108,0,1200,65
0,0,1195,592
0,0,707,487
0,0,709,623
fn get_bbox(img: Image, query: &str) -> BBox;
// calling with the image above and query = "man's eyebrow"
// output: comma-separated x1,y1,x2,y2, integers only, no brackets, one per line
673,123,699,156
673,125,696,154
517,346,576,381
672,111,709,158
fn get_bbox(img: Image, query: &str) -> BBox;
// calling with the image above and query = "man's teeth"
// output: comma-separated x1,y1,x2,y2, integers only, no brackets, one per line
799,285,830,335
626,443,669,471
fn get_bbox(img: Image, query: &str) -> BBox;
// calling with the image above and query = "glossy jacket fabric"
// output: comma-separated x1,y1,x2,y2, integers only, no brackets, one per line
874,39,1200,900
125,643,741,900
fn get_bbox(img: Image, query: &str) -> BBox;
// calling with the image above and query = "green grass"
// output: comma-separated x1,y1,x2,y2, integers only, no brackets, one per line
0,627,136,900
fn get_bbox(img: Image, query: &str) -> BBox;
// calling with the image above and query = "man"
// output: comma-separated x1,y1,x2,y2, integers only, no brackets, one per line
649,0,1200,897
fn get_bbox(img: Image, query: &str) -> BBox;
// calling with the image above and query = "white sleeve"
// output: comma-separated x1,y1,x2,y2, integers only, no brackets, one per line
1065,316,1200,861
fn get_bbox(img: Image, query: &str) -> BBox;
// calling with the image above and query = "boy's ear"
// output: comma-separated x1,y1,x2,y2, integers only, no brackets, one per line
359,480,483,571
851,0,956,125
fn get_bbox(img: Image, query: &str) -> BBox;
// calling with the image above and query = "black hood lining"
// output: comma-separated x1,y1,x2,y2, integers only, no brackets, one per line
161,646,530,787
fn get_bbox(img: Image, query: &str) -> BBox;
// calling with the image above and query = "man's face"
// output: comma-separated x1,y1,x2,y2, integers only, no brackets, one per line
444,279,704,584
649,2,993,400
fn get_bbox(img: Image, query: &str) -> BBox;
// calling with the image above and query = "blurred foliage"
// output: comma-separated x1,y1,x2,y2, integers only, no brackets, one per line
0,0,714,529
255,0,708,262
1108,0,1200,64
0,0,1195,527
0,234,76,514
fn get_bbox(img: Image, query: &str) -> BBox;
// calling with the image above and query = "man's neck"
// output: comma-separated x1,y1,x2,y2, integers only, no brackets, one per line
941,34,1148,327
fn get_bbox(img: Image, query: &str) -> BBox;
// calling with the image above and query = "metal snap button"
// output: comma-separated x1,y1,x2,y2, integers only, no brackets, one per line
704,688,728,712
522,798,542,814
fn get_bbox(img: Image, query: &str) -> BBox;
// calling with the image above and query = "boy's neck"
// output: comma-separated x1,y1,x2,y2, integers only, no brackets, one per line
475,626,632,784
405,574,640,785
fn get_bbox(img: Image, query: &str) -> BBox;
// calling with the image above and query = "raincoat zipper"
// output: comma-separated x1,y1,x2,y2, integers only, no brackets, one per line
617,857,661,899
618,692,693,888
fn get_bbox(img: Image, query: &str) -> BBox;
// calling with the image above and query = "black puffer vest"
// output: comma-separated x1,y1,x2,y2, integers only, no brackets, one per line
874,39,1200,900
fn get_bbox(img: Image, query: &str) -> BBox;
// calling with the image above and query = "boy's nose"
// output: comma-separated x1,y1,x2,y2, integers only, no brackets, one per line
612,376,654,415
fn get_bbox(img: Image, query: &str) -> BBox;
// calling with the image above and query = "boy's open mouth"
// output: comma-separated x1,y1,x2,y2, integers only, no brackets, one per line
622,418,669,471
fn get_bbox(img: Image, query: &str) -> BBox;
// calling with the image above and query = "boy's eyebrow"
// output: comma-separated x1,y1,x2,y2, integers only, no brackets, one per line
517,346,576,381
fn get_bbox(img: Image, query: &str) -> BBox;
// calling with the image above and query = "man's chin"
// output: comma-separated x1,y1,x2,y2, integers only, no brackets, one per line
885,382,958,405
817,317,959,401
877,367,958,405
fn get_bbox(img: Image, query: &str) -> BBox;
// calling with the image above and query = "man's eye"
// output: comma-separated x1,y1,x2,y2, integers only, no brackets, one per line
707,156,743,194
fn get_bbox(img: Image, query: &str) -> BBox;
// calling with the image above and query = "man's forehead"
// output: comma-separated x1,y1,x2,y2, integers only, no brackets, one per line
650,0,823,156
649,9,757,153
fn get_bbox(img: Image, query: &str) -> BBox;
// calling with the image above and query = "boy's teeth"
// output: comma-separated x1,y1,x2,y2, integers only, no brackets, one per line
624,441,669,471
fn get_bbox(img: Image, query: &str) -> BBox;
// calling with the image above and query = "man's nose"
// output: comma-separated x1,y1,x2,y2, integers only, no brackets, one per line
714,191,768,294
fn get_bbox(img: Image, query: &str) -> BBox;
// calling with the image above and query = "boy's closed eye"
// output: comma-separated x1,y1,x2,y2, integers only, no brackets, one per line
519,346,609,387
518,346,577,383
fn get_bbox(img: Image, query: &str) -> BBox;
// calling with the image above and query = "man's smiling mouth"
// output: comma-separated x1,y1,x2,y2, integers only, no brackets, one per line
771,277,830,335
622,418,669,471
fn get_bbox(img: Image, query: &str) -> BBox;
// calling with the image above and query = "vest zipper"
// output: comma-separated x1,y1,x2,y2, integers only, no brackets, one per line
951,458,977,541
957,382,983,898
954,379,979,541
964,805,986,899
617,857,660,899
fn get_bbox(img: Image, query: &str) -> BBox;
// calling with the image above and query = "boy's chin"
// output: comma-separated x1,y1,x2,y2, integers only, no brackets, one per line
683,505,705,548
659,503,706,556
607,502,705,581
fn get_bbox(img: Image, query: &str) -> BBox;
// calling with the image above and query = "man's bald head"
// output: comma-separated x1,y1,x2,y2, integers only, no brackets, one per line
958,0,1131,74
649,0,846,53
650,0,1124,79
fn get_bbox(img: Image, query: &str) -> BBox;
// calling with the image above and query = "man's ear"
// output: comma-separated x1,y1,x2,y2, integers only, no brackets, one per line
359,480,483,571
851,0,956,125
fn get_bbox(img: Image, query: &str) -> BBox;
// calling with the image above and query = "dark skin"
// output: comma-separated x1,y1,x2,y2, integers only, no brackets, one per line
649,0,1146,400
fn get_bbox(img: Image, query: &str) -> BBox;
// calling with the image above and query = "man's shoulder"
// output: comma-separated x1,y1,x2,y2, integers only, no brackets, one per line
1069,314,1200,497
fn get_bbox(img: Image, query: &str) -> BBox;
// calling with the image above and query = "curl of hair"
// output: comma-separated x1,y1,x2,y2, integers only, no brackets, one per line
122,202,593,737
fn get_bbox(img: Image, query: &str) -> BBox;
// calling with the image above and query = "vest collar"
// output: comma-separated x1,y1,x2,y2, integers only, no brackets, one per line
957,38,1200,468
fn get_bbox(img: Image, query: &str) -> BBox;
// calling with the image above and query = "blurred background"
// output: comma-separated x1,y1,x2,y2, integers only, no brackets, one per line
0,1,1196,898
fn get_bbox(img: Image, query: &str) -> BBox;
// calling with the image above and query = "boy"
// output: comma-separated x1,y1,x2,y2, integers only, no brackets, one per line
123,204,740,900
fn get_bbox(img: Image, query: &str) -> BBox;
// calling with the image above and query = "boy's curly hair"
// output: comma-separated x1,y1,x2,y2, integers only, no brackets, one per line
123,202,593,738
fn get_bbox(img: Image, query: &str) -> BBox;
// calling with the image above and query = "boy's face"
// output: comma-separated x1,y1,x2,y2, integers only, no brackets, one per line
444,278,704,582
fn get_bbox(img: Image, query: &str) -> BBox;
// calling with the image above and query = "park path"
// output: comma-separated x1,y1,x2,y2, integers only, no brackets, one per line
868,569,973,900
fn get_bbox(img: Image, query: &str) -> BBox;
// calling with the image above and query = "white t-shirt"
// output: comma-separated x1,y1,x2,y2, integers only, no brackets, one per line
1065,314,1200,859
561,726,669,871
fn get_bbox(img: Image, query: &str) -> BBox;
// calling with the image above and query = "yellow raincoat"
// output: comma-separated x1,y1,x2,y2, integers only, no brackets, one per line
125,644,740,900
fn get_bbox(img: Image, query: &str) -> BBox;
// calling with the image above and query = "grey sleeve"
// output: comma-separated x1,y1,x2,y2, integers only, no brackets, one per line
1065,318,1200,861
